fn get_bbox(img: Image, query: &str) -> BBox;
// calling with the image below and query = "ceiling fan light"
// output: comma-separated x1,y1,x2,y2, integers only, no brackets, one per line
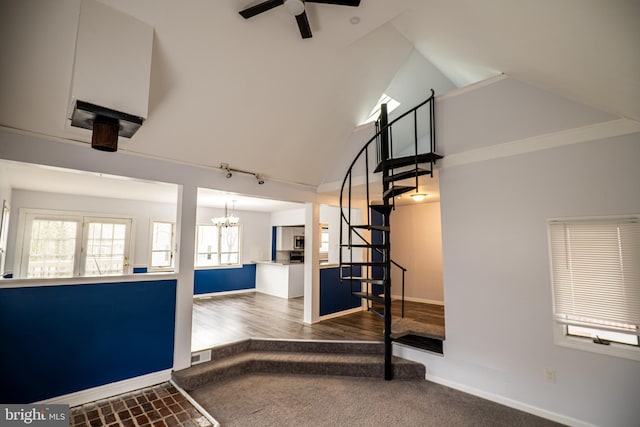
284,0,305,16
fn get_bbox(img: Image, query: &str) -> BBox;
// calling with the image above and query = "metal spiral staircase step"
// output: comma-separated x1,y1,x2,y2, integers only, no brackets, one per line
352,291,385,304
384,167,432,183
383,185,416,199
350,224,390,232
340,276,386,285
374,152,443,173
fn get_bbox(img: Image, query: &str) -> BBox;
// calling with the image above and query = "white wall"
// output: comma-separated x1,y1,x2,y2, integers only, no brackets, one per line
196,206,271,264
270,208,305,226
7,189,176,274
396,78,640,426
390,201,443,304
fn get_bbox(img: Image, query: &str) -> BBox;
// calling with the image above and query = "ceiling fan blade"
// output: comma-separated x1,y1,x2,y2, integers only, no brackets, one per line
295,11,312,39
305,0,361,6
239,0,285,19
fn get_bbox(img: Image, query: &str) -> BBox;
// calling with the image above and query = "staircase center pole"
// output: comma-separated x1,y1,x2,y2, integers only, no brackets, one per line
379,103,393,381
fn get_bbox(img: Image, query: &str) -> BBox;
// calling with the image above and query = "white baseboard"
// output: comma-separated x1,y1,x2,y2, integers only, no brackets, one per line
317,306,363,322
391,295,444,306
425,375,594,427
194,288,254,299
36,369,172,407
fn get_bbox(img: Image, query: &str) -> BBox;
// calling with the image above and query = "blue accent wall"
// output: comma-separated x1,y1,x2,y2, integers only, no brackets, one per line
0,279,176,403
371,210,385,295
320,267,362,316
271,226,277,261
194,264,256,294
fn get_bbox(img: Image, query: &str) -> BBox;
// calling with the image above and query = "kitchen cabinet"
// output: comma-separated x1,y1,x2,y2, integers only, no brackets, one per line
275,226,304,251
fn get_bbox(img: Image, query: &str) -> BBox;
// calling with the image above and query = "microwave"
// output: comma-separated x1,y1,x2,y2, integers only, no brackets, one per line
293,235,304,250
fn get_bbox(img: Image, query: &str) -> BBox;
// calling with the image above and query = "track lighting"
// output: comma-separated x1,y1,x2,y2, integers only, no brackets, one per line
221,163,232,179
219,163,266,185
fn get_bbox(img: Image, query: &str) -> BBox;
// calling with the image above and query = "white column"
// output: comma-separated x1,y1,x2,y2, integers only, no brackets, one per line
303,202,320,324
173,184,197,370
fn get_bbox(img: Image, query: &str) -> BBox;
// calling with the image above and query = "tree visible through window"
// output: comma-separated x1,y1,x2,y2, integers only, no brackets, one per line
20,210,132,278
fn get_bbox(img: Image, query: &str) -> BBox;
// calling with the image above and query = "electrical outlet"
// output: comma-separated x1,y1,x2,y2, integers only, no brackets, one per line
544,368,556,383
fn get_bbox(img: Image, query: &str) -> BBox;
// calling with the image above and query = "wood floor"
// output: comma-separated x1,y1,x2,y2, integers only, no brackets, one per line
191,292,445,352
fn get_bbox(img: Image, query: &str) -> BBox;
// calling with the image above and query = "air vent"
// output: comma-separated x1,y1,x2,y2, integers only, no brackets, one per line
190,349,212,365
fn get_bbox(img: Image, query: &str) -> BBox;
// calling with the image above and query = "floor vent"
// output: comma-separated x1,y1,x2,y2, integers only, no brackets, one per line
191,349,212,365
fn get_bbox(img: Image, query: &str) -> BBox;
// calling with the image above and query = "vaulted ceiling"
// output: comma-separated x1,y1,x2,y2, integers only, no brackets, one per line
1,0,638,188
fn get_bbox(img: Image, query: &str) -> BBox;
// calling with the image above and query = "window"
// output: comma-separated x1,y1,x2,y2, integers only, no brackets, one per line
150,221,175,271
195,224,240,267
320,225,329,253
19,209,132,278
547,216,640,360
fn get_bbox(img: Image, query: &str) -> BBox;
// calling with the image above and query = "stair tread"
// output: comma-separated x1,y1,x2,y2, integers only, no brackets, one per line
351,224,390,232
340,243,386,248
375,152,443,173
391,317,446,340
352,291,384,304
342,261,385,266
340,276,386,285
383,186,416,199
384,167,432,183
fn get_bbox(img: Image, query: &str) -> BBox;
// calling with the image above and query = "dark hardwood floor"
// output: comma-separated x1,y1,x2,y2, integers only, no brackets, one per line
192,292,444,351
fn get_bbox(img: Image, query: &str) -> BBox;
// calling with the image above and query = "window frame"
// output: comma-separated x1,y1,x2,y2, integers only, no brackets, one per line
194,223,242,269
17,208,134,278
547,215,640,361
148,220,175,272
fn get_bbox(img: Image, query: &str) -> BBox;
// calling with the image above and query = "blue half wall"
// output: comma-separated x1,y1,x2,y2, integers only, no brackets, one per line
194,264,256,294
320,267,362,316
0,279,176,403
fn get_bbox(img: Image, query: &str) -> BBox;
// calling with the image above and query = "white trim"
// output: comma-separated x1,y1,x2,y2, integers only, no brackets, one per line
194,288,255,299
423,374,594,427
35,369,172,407
317,306,363,322
392,295,444,306
170,380,220,427
552,323,640,362
441,118,640,169
1,272,177,289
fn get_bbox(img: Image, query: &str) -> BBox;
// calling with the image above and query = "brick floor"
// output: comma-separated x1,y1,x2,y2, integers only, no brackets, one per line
71,382,213,427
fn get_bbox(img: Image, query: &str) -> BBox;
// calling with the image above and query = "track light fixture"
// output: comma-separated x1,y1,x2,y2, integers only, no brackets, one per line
219,163,266,185
221,163,233,179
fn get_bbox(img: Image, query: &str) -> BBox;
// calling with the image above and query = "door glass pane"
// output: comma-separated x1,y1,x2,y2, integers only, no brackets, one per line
27,219,77,278
84,222,128,276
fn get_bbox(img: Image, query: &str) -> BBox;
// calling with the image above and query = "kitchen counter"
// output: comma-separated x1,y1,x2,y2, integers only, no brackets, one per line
255,261,304,299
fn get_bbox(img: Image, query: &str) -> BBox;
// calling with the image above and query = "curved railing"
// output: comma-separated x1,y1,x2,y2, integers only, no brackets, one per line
338,89,437,318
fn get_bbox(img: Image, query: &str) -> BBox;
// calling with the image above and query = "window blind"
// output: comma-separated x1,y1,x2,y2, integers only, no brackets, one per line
548,217,640,336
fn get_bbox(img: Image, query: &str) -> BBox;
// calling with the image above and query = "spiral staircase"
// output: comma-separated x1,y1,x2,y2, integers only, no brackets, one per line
339,89,443,380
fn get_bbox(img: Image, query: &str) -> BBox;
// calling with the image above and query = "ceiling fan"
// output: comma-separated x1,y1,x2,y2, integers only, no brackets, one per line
239,0,361,39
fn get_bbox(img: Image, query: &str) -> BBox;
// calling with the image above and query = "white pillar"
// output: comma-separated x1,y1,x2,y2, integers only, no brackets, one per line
173,184,197,370
303,202,320,324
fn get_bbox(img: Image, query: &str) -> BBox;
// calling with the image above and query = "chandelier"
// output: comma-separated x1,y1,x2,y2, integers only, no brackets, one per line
212,201,239,227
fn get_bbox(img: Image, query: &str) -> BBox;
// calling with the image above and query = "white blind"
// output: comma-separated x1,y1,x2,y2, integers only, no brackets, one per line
548,217,640,336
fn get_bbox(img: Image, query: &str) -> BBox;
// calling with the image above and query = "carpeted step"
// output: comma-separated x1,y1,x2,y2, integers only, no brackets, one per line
173,339,425,391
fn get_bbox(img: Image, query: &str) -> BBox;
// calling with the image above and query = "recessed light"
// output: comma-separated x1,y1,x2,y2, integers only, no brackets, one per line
350,16,360,25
